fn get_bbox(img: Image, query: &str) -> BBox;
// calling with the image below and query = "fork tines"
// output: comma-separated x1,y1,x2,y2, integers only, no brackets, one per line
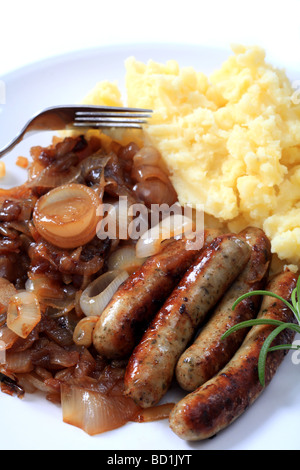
74,107,153,129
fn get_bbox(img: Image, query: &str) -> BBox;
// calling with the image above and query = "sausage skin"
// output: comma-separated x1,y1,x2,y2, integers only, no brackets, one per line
92,229,220,359
124,234,251,407
176,226,271,391
169,270,298,441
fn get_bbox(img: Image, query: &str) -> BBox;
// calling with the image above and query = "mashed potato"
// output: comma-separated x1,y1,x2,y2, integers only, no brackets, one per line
83,45,300,266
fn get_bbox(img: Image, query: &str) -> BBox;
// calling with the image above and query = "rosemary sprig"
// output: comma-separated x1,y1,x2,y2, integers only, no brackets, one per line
221,275,300,387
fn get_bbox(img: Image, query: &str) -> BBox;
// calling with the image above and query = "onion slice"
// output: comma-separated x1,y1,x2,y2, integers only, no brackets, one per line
132,146,161,167
134,402,175,422
73,316,99,347
131,164,171,185
79,270,129,317
0,278,17,310
61,383,140,435
28,164,81,189
0,324,19,350
33,183,102,249
7,291,41,339
4,350,33,373
107,246,147,274
25,273,65,302
136,213,194,258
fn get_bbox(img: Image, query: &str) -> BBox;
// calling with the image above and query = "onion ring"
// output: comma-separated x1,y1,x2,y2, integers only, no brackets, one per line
80,270,129,317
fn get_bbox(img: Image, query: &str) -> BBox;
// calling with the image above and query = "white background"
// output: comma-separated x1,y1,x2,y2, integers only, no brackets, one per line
0,0,300,452
0,0,299,77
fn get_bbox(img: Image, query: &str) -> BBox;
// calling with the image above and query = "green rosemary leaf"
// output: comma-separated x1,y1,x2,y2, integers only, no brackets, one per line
224,281,300,388
296,275,300,308
231,290,298,318
221,318,284,340
294,276,300,323
267,343,300,352
291,288,298,312
257,322,300,386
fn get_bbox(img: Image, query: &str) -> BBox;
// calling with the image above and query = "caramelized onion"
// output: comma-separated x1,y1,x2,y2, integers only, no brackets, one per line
33,183,102,249
25,273,65,303
25,273,76,316
18,371,55,394
131,145,177,206
61,382,140,435
0,324,19,349
107,246,147,274
133,179,177,206
36,341,79,368
38,316,74,348
73,316,99,347
79,270,129,317
131,165,171,185
136,213,194,258
29,164,81,190
59,252,104,277
7,292,41,339
0,277,17,310
4,350,33,373
79,154,110,185
135,402,175,422
132,146,161,167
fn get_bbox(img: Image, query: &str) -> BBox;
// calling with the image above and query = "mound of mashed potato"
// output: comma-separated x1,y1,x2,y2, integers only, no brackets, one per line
82,45,300,266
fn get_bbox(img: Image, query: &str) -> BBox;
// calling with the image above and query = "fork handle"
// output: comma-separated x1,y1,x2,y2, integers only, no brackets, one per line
0,132,28,158
0,109,69,157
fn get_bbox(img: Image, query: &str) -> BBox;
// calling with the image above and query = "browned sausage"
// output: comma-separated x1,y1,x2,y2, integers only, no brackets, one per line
169,269,298,441
124,234,251,408
176,226,271,391
93,229,220,359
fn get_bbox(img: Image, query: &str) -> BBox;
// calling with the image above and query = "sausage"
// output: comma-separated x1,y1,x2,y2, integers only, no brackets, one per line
124,234,251,408
92,229,220,359
169,270,298,441
176,226,271,391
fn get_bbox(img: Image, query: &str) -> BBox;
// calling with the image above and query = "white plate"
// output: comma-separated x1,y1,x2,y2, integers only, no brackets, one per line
0,43,299,451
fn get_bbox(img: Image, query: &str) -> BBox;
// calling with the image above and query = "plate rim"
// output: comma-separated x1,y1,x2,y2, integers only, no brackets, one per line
0,41,242,80
0,40,300,451
1,41,299,83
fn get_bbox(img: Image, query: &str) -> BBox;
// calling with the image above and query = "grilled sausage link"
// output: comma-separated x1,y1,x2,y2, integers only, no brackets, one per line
176,226,271,391
92,229,220,359
124,234,251,408
169,269,298,441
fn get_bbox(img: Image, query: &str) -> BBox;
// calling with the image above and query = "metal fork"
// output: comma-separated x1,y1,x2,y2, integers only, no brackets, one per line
0,104,153,158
